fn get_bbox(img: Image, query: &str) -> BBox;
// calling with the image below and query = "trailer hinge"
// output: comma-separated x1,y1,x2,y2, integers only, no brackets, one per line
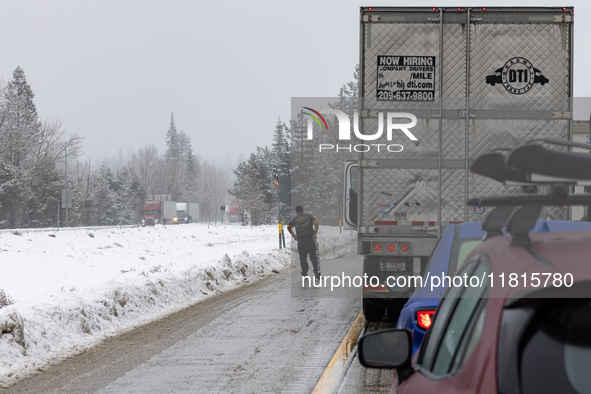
360,110,379,118
459,110,476,118
552,111,572,119
554,15,573,23
360,160,379,168
362,15,381,22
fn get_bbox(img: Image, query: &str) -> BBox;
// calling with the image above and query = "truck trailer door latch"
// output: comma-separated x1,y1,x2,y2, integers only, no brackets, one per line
554,15,573,23
360,160,379,168
362,15,381,22
552,111,572,119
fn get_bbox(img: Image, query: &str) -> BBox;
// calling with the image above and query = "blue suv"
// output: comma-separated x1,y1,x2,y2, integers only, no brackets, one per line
397,220,591,355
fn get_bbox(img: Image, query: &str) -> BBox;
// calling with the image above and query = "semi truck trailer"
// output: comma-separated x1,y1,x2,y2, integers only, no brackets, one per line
344,6,573,321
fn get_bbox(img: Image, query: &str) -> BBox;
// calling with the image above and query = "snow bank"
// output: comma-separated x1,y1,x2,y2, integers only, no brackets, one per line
0,223,355,387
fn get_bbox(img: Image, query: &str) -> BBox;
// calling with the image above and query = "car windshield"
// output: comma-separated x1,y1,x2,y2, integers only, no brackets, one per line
143,211,157,216
448,239,482,275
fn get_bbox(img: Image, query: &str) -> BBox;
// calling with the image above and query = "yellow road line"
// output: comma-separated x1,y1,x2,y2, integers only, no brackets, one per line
312,310,366,393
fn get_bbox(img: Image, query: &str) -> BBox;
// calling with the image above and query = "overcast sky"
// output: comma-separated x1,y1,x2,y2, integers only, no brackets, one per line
1,0,590,164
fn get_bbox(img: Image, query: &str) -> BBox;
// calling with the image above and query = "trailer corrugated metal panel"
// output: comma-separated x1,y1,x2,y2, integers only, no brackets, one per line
358,7,573,234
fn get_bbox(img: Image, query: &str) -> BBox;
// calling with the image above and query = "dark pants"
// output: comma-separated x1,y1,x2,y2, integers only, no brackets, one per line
297,237,320,276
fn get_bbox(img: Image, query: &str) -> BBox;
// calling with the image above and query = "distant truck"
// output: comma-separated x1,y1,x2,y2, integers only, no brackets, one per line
173,202,200,224
344,6,573,322
228,207,242,223
142,200,163,226
143,200,178,225
176,202,188,213
142,195,199,225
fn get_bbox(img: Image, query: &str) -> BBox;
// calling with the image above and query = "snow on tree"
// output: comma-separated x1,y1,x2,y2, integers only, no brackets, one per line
271,118,291,221
4,66,39,168
229,151,275,226
0,161,27,228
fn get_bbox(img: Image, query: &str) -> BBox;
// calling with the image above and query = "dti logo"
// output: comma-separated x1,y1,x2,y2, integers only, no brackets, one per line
303,108,418,141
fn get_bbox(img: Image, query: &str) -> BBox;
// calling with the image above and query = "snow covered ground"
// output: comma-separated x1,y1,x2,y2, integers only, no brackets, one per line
0,223,356,387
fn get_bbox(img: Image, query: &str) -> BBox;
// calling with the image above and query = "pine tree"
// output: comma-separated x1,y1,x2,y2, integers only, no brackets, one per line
164,112,180,161
4,67,39,168
162,112,183,199
271,118,291,221
229,151,274,226
0,161,27,227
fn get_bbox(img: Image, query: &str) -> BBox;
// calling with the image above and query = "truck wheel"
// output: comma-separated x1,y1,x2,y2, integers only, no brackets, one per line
363,298,385,322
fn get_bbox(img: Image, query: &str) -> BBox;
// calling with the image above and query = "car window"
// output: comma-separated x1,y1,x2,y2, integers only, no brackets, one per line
431,262,488,375
419,258,489,375
520,299,591,394
420,261,476,369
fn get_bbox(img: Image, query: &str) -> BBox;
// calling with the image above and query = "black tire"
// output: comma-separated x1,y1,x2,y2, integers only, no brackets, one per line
363,298,385,322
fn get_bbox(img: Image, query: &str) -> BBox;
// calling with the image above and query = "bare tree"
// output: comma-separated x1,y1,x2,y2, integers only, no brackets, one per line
131,144,160,194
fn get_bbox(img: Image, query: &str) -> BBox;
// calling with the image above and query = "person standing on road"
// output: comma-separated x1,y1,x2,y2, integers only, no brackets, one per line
287,205,320,279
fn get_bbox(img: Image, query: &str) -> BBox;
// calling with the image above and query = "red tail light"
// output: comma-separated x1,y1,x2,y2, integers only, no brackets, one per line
387,243,396,252
416,309,435,330
400,243,410,254
373,243,382,253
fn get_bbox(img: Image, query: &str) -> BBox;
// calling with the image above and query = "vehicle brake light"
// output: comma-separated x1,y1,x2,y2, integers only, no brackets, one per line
416,309,435,330
400,243,410,253
368,7,372,10
387,243,396,252
373,243,382,253
457,7,461,11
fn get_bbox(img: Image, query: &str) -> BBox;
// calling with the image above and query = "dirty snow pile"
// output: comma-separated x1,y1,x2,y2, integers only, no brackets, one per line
0,223,355,386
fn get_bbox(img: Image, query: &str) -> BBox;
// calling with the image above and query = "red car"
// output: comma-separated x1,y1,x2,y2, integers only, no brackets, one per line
360,228,591,393
358,139,591,393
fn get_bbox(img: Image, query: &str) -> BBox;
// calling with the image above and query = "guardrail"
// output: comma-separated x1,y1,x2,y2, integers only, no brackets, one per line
0,224,142,235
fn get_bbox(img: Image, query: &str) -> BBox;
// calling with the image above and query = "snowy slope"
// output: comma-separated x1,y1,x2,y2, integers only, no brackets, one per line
0,224,355,387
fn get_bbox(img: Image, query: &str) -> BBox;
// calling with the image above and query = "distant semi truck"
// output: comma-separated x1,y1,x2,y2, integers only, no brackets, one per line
142,200,163,226
228,207,242,223
173,202,200,224
142,195,199,225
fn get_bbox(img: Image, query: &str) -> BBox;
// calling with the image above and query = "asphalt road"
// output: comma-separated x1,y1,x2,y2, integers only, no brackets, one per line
2,248,378,394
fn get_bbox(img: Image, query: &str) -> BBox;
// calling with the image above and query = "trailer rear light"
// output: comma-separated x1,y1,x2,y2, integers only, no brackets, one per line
416,309,435,330
457,7,461,11
387,243,396,252
400,243,410,254
372,242,383,253
368,7,372,10
482,7,486,10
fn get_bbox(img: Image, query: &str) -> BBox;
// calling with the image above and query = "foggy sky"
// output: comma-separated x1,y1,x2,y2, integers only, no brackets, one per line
1,0,589,164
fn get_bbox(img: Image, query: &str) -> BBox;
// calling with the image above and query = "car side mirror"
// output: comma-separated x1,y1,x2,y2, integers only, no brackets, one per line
358,329,412,369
